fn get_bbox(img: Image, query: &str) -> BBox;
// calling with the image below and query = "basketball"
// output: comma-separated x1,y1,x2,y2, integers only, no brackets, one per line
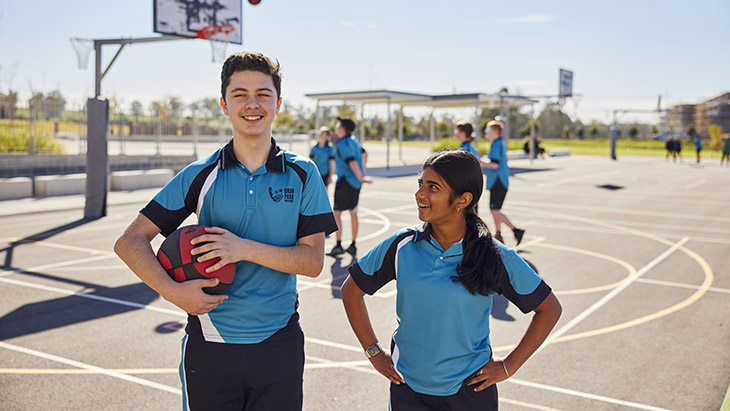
156,225,236,295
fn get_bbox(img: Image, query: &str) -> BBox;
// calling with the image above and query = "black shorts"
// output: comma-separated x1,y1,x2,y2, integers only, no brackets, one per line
489,180,507,210
180,313,304,411
389,378,498,411
321,172,330,185
333,178,360,211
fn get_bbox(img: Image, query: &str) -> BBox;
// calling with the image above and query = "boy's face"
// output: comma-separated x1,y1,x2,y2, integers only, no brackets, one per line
485,126,500,141
335,122,347,138
220,70,282,140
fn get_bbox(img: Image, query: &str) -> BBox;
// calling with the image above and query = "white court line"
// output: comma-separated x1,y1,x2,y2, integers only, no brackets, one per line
0,254,118,278
0,274,672,410
507,378,671,411
0,341,180,395
537,237,689,354
683,178,706,190
635,278,730,295
356,207,392,242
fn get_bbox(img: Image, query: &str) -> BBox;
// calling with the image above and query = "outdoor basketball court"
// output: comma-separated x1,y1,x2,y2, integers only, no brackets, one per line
1,153,728,410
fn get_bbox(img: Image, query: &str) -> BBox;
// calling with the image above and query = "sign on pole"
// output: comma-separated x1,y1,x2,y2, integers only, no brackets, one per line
559,68,573,98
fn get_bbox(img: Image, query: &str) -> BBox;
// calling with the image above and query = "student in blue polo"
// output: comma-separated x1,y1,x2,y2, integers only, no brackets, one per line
341,150,561,411
481,119,525,245
310,126,335,189
328,116,372,257
455,121,479,159
115,52,337,411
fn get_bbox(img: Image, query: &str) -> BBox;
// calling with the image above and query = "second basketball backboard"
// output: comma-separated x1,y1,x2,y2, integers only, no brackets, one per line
154,0,242,44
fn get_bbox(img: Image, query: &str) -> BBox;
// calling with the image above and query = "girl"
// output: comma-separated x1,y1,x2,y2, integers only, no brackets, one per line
341,150,561,410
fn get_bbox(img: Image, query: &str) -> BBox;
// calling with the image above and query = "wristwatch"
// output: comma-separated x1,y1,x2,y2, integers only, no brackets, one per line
365,342,383,358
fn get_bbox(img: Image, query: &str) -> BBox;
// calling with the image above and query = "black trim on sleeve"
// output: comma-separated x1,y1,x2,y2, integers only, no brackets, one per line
140,200,189,237
345,157,357,163
347,230,414,295
490,159,500,165
500,279,552,314
297,212,338,239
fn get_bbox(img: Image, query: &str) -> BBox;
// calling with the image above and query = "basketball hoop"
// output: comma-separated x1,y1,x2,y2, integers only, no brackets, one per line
197,25,235,63
70,38,94,70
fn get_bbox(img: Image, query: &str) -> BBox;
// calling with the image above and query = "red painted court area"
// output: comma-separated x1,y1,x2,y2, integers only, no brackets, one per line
1,155,729,410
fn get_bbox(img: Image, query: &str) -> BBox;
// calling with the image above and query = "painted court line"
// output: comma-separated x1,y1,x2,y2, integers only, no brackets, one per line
507,378,671,411
683,178,706,190
0,341,180,395
635,278,730,295
0,254,118,278
537,237,689,354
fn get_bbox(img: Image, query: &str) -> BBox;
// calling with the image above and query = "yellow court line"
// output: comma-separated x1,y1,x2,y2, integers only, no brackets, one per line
491,206,715,352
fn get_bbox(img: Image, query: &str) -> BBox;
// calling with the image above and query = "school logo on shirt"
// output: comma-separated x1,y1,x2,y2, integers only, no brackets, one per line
269,187,295,203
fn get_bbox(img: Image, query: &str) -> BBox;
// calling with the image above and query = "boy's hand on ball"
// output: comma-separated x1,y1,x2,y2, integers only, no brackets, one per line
191,226,246,272
165,278,228,315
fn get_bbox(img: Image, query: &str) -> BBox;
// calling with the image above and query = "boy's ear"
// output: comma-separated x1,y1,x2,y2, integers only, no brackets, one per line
276,97,282,114
220,97,229,116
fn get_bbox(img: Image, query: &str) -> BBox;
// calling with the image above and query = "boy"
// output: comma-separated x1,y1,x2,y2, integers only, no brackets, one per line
328,117,371,256
114,52,337,411
480,119,525,245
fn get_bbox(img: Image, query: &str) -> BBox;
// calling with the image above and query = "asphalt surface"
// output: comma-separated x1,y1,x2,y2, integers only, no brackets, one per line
1,152,729,410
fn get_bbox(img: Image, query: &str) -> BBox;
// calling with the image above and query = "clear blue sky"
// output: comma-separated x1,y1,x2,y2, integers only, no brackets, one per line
1,0,729,123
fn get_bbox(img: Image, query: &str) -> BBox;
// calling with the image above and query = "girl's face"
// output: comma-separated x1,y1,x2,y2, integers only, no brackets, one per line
415,167,458,225
454,128,467,143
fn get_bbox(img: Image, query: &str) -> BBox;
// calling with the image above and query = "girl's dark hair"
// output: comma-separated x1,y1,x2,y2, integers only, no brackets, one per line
422,150,505,295
455,121,474,141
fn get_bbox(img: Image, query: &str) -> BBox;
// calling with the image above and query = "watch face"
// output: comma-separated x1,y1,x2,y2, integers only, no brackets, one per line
367,344,381,357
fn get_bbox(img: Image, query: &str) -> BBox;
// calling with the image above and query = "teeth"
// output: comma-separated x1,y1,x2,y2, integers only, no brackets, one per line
417,203,430,208
243,115,261,120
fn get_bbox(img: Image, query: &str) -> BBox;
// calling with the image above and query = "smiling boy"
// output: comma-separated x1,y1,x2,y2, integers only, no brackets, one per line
115,52,337,410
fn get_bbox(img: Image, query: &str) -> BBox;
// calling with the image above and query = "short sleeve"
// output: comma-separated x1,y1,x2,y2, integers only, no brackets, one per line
488,140,503,162
338,139,358,163
348,229,414,295
496,244,552,313
296,161,338,238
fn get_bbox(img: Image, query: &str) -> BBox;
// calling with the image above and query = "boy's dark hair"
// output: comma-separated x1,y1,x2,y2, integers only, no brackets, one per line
336,117,356,134
456,121,474,141
421,150,505,296
220,52,282,101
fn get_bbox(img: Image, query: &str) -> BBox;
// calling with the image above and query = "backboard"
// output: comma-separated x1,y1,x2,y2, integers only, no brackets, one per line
154,0,242,44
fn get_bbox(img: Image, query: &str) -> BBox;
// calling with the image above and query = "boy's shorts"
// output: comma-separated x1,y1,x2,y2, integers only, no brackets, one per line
489,180,507,210
333,178,360,211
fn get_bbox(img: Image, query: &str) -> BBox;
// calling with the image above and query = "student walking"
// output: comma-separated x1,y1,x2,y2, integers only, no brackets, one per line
721,135,730,167
341,150,561,411
114,52,337,411
328,117,372,257
480,120,525,245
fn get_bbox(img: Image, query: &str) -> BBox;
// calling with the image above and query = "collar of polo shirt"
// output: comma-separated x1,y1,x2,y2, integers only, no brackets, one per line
220,137,287,173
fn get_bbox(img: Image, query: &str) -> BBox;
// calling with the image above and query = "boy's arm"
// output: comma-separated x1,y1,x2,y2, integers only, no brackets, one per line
114,214,228,315
348,160,373,184
191,228,326,278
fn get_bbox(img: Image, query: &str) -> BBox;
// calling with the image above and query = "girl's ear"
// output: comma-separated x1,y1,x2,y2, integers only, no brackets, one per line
455,192,473,211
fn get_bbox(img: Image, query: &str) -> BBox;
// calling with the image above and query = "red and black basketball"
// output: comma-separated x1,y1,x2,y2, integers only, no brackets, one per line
156,225,236,295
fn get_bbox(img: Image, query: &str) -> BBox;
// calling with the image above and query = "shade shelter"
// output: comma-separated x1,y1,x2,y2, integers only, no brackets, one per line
305,90,537,168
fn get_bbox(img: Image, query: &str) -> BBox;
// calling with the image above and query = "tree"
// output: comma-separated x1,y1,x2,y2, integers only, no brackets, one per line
561,124,573,140
537,103,572,139
588,124,600,138
575,125,585,139
708,124,723,150
687,126,696,137
0,90,18,119
519,119,541,138
131,101,143,122
628,126,639,139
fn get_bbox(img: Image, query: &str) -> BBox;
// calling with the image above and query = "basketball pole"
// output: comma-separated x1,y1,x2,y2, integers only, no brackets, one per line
83,36,185,220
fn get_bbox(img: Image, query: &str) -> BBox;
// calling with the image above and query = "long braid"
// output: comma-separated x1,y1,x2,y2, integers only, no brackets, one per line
452,209,505,295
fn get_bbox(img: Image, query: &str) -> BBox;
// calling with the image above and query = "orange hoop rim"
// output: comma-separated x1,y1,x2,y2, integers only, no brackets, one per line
196,24,236,40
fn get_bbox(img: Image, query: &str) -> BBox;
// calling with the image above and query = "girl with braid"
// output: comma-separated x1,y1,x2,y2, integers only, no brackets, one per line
341,150,561,410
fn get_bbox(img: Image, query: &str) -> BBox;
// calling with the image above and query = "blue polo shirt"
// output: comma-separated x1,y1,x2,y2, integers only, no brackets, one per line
333,135,365,189
348,223,551,396
309,142,335,176
459,141,479,159
486,138,510,190
141,138,338,344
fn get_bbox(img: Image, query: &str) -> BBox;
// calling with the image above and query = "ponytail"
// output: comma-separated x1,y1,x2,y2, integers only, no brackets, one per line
452,210,506,296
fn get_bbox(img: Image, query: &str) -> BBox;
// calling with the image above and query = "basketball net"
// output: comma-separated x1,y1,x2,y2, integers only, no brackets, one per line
197,25,235,63
70,38,94,70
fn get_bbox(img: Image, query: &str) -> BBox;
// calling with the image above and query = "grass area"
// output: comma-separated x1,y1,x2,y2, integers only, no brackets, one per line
0,120,66,153
366,137,711,158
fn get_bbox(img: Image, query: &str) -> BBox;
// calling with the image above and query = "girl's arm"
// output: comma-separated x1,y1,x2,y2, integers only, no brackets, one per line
341,275,404,385
468,292,562,391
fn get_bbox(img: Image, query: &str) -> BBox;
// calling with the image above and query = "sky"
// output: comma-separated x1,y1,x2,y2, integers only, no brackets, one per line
1,0,729,124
